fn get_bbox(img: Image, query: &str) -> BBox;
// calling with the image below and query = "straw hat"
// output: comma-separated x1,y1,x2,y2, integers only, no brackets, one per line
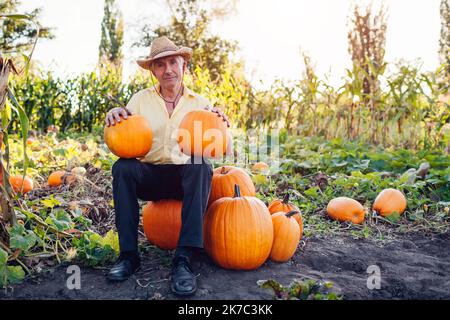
136,36,193,70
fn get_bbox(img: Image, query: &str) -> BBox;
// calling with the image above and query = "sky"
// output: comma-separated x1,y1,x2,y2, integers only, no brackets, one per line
19,0,443,89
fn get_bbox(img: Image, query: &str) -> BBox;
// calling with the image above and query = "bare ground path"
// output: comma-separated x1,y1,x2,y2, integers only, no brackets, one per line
1,233,449,300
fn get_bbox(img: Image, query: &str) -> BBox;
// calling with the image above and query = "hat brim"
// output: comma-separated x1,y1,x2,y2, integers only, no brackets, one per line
136,47,193,70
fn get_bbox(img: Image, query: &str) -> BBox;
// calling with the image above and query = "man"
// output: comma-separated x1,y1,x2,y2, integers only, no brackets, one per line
104,36,230,296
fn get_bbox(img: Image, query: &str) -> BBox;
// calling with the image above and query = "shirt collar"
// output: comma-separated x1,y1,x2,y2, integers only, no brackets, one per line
150,83,195,98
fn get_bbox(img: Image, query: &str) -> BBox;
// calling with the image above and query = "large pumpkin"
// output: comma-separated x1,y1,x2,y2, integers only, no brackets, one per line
268,194,302,226
9,175,34,194
177,110,228,158
270,211,301,262
142,200,182,250
104,114,153,158
326,197,365,224
372,188,407,217
208,166,256,207
204,185,273,270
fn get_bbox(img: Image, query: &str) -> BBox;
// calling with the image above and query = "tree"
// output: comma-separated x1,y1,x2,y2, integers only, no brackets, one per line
134,0,239,81
347,2,388,100
0,0,53,53
439,0,450,78
98,0,124,70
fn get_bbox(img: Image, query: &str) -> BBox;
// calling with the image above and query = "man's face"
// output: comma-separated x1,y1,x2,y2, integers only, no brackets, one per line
151,55,185,90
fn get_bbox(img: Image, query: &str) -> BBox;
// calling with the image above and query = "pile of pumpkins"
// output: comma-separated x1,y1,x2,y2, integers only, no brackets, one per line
142,165,304,270
103,110,410,271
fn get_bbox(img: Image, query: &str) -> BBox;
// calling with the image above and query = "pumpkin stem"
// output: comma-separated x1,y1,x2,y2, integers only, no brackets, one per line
283,193,290,204
220,166,228,174
286,210,299,218
233,184,241,198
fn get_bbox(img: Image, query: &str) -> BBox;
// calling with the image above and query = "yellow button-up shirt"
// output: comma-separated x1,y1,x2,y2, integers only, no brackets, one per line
126,84,211,165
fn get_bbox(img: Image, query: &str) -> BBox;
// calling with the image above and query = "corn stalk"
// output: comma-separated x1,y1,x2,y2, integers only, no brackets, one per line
0,14,38,229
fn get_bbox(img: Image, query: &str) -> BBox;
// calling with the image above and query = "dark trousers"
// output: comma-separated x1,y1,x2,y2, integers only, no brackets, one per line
112,157,213,253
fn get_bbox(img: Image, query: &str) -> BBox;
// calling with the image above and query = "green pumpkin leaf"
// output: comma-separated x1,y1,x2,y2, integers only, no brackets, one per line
6,266,25,284
100,230,120,254
41,195,61,209
252,174,268,186
9,224,38,251
385,212,401,223
304,187,320,198
45,209,73,231
0,248,8,265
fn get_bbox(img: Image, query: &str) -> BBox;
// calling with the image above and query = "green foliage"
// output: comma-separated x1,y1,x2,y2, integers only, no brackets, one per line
135,0,238,81
72,230,119,267
98,0,124,70
8,66,150,133
252,136,450,238
258,278,342,300
0,247,25,288
45,209,73,232
439,0,450,76
6,56,449,152
0,0,54,53
9,223,38,251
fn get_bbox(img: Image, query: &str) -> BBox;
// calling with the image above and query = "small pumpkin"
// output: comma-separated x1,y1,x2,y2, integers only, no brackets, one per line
268,193,302,226
104,114,153,159
177,110,228,158
326,197,365,224
48,170,77,187
142,200,182,250
9,175,34,194
373,188,407,217
252,162,269,173
270,210,301,262
26,137,37,145
203,185,273,270
71,166,87,176
208,166,256,207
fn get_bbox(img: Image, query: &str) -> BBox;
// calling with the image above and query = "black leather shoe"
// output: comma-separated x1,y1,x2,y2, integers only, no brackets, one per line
107,253,140,282
171,255,197,296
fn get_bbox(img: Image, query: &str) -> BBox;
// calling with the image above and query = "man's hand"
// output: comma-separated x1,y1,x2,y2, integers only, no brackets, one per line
205,106,231,128
105,107,132,127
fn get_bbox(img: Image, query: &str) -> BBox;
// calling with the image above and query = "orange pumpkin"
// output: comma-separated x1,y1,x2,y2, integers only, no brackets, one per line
203,185,273,270
48,170,77,187
208,166,256,207
104,114,153,158
252,162,269,173
326,197,365,224
177,110,228,158
270,211,301,262
373,188,407,217
268,194,302,226
9,175,34,194
142,200,182,250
